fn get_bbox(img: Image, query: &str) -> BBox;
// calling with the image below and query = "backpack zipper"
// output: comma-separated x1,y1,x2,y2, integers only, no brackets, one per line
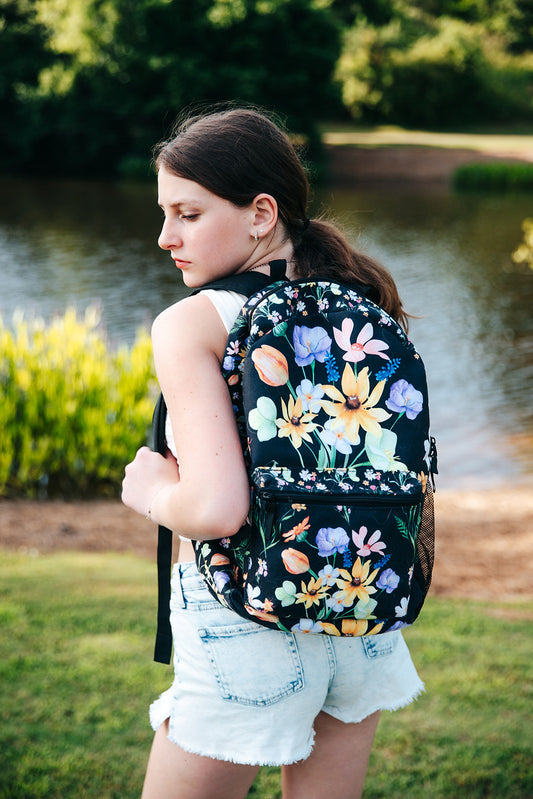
257,487,422,541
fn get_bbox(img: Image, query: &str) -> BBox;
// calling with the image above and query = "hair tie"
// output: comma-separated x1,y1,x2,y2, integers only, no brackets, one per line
302,217,311,231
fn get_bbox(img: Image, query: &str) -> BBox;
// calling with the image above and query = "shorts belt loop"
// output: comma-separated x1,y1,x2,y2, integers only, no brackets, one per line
174,564,187,609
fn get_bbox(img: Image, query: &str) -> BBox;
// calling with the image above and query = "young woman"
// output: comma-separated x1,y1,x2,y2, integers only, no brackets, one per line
122,107,424,799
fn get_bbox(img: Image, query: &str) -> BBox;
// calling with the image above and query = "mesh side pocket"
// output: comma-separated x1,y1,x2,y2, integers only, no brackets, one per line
406,482,435,624
417,482,435,596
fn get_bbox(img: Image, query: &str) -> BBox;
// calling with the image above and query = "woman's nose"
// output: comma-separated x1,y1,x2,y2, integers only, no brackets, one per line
158,219,180,251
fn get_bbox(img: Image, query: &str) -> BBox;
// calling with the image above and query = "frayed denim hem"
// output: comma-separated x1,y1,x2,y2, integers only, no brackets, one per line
324,678,425,725
165,730,315,767
149,688,316,766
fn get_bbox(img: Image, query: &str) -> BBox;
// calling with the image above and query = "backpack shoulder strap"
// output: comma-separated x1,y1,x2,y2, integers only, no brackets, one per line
152,394,174,663
192,259,287,296
152,260,286,664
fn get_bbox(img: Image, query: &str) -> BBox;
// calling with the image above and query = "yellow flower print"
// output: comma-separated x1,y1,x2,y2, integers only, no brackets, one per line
295,576,328,609
335,557,379,606
319,622,341,635
340,619,370,636
321,365,391,443
319,619,385,636
276,395,317,449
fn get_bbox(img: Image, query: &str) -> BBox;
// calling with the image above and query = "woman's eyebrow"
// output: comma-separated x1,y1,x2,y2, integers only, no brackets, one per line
158,198,201,209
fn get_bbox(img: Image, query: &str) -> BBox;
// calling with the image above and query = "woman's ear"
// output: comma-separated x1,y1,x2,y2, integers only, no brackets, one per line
250,194,278,240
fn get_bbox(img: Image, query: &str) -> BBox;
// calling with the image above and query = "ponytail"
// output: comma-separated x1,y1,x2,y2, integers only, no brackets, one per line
292,219,410,333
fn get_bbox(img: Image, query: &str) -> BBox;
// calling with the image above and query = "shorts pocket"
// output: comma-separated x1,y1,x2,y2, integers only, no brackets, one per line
361,631,399,660
198,624,304,707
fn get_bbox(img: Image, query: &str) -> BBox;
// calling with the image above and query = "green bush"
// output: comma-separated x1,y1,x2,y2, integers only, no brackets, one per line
337,13,533,126
453,161,533,190
0,307,157,498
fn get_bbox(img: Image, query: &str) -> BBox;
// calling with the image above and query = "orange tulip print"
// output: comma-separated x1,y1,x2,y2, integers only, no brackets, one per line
281,548,310,574
251,345,289,386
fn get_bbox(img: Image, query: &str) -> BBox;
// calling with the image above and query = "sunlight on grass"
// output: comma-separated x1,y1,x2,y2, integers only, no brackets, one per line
1,550,532,798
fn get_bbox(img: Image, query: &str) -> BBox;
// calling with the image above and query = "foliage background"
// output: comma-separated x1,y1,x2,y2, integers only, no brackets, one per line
0,307,156,497
1,0,532,178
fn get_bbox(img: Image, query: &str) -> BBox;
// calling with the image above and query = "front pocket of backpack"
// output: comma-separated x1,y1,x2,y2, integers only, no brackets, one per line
245,467,425,634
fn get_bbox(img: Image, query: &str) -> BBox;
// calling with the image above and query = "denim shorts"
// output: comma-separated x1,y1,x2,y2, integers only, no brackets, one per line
149,562,424,766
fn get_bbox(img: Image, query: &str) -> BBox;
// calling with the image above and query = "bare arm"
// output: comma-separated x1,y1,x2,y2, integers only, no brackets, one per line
122,293,250,539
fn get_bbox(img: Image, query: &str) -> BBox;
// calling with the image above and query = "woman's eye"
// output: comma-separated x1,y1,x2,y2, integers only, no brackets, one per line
180,213,199,221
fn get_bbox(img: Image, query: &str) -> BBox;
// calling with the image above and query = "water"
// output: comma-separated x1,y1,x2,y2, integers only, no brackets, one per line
1,176,532,491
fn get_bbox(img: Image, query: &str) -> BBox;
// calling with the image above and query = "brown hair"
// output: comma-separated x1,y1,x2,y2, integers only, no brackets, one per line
154,107,409,331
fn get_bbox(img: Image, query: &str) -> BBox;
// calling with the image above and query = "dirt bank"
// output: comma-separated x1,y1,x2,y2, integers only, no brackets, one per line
325,142,533,183
2,487,532,601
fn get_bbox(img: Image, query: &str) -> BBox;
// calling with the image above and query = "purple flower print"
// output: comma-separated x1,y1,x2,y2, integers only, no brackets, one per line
213,571,230,592
376,568,400,594
386,379,423,420
293,325,332,367
316,526,350,558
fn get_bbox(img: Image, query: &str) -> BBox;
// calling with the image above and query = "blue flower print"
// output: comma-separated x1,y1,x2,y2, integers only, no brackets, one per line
318,564,341,586
389,620,409,631
291,619,324,633
296,378,325,412
376,568,400,594
324,352,340,382
293,325,332,367
319,420,354,455
386,379,423,419
395,597,409,617
326,593,346,613
316,526,350,557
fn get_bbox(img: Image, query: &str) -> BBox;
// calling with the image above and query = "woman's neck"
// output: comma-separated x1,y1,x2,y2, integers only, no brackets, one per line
241,242,296,279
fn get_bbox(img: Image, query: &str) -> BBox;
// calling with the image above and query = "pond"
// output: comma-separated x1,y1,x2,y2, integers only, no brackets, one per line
1,175,532,491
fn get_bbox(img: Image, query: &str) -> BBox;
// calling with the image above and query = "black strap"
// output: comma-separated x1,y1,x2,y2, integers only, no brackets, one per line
152,261,286,664
152,395,174,664
192,260,287,296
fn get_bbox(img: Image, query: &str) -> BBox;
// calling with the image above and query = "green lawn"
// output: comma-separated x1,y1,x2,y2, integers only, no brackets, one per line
1,550,532,799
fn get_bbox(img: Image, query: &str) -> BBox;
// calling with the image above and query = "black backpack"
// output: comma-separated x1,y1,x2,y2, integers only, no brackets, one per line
153,264,437,663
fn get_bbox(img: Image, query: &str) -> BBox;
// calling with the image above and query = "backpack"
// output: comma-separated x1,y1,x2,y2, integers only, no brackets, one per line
153,264,437,663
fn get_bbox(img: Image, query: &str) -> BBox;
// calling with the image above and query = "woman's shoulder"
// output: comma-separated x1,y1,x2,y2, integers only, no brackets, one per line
152,292,214,335
151,292,231,364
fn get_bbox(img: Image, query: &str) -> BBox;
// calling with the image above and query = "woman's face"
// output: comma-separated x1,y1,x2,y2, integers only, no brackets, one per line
157,167,257,287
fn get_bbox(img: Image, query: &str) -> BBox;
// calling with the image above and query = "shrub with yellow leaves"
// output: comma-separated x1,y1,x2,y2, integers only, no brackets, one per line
0,307,157,497
512,218,533,271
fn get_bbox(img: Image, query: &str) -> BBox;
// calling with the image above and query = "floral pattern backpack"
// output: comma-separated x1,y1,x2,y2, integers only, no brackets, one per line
192,267,437,639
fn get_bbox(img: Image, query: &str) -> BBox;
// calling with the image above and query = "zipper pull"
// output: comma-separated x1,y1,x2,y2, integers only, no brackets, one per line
263,492,276,539
429,437,438,490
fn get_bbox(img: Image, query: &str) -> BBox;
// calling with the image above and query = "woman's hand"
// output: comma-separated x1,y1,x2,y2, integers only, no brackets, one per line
122,446,180,520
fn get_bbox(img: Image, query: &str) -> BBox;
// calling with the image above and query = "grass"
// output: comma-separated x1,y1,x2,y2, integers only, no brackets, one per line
453,162,533,190
320,124,533,154
1,550,532,799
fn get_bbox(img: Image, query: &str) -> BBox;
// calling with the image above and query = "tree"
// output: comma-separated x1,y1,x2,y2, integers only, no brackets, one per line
0,0,52,172
11,0,342,177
